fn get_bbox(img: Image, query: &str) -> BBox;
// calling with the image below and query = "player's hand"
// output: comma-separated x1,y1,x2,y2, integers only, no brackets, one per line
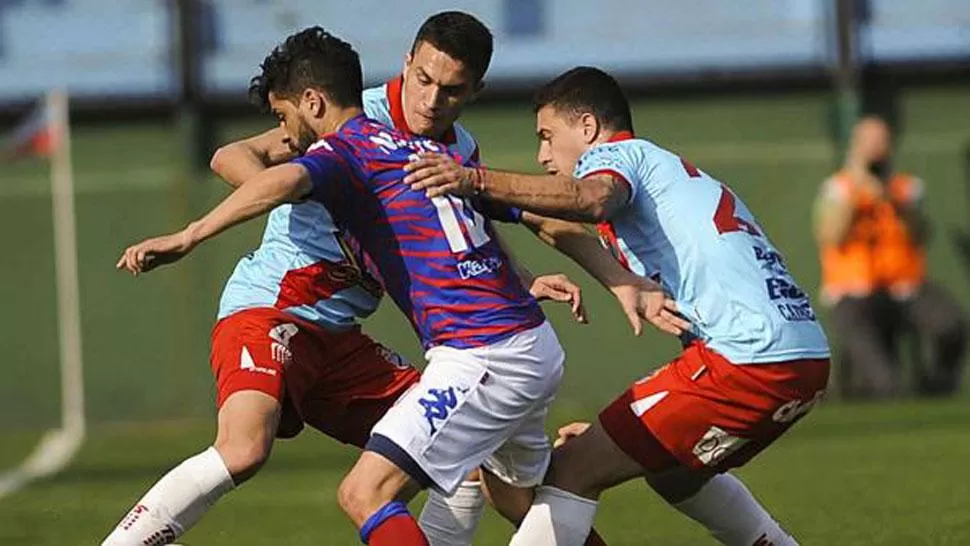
116,230,195,276
611,278,690,337
403,152,476,198
554,421,592,448
530,274,587,324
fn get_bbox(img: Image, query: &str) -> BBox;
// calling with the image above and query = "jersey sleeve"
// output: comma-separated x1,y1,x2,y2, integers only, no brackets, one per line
573,145,638,203
290,143,354,209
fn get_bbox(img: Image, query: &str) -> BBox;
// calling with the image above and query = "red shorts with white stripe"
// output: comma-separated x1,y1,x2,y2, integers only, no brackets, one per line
599,342,830,473
210,307,420,448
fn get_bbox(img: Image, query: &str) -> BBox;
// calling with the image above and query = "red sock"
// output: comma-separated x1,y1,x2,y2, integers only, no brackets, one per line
585,527,608,546
367,513,429,546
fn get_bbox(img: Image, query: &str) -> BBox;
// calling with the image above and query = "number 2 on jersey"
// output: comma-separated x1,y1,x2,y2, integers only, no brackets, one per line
681,157,761,237
432,195,491,253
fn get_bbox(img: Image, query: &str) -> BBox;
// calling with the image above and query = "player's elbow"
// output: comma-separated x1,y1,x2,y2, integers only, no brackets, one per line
577,182,620,222
209,145,234,177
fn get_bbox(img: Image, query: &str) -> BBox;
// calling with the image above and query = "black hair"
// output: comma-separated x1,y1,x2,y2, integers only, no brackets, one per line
533,67,633,132
411,11,493,82
249,26,363,112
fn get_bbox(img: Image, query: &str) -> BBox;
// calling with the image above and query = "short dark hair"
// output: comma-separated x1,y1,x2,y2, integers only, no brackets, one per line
411,11,493,82
533,67,633,133
249,26,363,112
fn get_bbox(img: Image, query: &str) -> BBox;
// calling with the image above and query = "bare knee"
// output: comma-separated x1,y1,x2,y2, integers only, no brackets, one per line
214,436,271,484
481,470,534,526
338,451,416,527
338,472,374,526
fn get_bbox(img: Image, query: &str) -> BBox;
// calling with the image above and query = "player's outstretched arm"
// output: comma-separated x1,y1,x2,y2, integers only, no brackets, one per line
210,127,298,189
404,152,628,222
117,163,312,275
522,212,687,336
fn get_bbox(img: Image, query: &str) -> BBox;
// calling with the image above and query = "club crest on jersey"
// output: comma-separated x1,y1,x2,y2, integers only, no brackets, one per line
418,385,470,435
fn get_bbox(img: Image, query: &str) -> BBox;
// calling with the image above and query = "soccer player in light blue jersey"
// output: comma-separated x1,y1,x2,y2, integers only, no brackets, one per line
406,67,832,545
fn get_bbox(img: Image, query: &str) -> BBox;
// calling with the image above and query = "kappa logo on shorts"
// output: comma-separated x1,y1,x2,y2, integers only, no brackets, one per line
692,426,749,467
418,386,469,435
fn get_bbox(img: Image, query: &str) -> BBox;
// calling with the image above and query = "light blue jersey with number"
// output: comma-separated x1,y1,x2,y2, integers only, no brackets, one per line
574,135,830,363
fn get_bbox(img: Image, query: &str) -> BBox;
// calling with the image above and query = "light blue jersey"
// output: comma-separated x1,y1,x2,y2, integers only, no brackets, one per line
574,134,830,363
217,78,480,329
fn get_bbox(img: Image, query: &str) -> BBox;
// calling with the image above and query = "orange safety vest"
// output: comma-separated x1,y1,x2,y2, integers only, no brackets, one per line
820,171,925,302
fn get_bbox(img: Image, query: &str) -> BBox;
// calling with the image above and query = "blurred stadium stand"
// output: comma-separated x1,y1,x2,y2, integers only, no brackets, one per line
0,0,966,107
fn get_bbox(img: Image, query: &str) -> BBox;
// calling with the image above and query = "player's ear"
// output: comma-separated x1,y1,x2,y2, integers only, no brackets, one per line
403,52,413,75
579,113,600,144
302,88,324,117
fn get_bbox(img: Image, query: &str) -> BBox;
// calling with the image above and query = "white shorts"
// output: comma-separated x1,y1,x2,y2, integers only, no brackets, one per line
370,321,565,495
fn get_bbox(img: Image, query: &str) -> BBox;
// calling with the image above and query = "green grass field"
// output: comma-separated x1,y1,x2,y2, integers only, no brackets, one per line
2,86,970,544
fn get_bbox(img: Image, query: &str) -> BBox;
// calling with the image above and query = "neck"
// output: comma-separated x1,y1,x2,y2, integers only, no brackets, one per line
594,128,635,146
316,106,364,136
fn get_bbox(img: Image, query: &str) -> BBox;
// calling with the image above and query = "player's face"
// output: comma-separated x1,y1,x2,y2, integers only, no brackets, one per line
268,91,321,155
535,105,589,175
402,41,482,138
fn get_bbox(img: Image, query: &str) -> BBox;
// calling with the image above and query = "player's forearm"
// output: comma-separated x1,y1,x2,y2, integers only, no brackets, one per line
526,213,634,290
475,169,617,223
184,164,311,247
210,128,296,189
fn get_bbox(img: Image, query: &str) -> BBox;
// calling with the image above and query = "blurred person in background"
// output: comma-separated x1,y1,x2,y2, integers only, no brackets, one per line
813,115,967,400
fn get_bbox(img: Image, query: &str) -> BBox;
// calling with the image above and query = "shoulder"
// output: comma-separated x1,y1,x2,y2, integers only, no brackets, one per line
361,85,391,124
452,122,480,163
575,140,647,179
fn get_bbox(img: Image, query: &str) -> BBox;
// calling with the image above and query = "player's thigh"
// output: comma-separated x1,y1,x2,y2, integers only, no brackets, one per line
481,321,567,489
214,390,281,482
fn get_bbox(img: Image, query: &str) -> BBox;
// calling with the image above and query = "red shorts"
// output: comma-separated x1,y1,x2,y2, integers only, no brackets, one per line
210,308,420,448
599,343,830,473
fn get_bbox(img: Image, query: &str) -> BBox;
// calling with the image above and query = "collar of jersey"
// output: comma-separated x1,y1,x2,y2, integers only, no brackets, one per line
606,130,635,143
386,75,458,145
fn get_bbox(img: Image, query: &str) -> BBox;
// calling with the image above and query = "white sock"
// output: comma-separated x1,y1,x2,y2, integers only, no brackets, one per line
101,447,235,546
418,480,487,546
674,473,797,546
509,486,597,546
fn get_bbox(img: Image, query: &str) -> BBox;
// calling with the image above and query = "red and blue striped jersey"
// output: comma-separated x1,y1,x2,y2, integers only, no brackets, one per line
292,115,544,349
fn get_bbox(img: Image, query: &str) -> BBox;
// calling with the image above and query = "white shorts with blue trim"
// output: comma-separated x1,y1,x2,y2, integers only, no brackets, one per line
370,321,565,495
